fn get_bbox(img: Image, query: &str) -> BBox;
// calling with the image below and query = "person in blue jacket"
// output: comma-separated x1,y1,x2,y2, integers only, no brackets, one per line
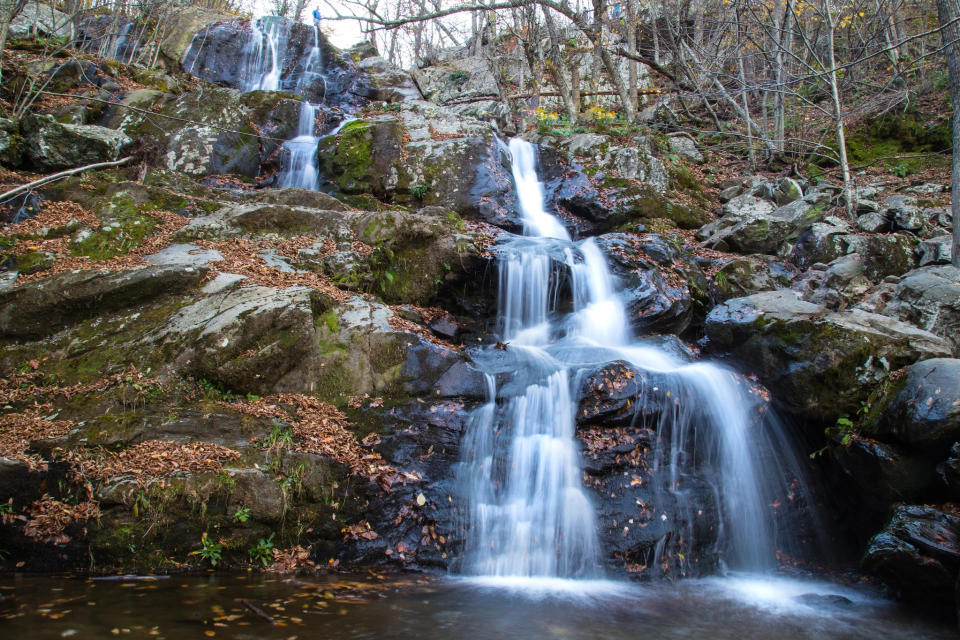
312,8,322,27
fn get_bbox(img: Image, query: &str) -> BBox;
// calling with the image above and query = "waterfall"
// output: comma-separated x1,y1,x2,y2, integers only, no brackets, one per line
278,101,320,190
242,17,283,92
111,22,132,62
458,139,814,580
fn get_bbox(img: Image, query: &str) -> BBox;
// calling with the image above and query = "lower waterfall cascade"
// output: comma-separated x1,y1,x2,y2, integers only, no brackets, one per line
456,138,819,580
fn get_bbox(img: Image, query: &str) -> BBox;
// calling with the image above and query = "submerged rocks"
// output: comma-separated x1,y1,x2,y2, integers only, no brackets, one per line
705,290,952,422
863,505,960,609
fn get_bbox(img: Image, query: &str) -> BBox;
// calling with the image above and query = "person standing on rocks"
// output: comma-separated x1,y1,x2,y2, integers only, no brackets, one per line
312,7,322,28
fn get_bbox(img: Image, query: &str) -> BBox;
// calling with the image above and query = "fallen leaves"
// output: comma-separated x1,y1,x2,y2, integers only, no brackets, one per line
227,394,420,492
196,238,349,303
67,441,241,485
21,494,101,544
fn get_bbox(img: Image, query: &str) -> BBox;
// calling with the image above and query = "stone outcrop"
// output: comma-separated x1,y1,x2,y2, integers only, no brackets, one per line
706,290,952,423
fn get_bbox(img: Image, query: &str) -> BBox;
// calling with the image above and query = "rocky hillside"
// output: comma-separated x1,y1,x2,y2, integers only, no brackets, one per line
0,7,958,618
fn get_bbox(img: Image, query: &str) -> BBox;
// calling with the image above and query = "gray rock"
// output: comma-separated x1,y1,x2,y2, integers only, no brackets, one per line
698,195,826,255
21,114,131,171
667,134,704,164
856,212,889,233
885,195,924,232
705,290,952,422
413,56,500,106
718,185,743,203
8,3,73,39
773,177,803,206
917,235,953,267
878,265,960,354
904,183,947,196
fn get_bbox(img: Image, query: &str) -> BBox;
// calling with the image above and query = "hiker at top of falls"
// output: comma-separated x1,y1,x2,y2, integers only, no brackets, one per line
312,8,322,27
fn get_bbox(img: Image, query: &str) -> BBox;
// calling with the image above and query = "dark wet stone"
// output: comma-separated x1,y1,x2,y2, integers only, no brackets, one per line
863,504,960,610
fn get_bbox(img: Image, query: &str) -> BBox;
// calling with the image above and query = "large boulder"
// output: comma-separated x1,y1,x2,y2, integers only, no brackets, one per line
315,106,515,226
0,265,207,339
705,290,952,422
8,3,73,40
697,193,828,255
875,359,960,455
21,115,131,172
863,505,960,610
413,55,500,106
876,265,960,355
160,6,234,65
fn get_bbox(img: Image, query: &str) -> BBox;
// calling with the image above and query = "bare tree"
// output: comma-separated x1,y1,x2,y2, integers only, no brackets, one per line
936,0,960,267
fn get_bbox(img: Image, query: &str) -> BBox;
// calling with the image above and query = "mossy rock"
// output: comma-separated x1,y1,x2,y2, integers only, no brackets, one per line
612,186,710,230
317,117,405,196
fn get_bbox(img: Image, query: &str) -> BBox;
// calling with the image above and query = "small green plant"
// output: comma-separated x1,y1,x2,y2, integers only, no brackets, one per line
132,490,150,518
889,162,911,178
264,424,294,450
447,70,469,86
0,499,12,515
714,271,730,290
233,506,251,523
248,533,275,567
411,183,431,200
191,532,223,567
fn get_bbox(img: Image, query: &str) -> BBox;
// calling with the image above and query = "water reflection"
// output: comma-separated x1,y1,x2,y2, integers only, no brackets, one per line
0,573,953,639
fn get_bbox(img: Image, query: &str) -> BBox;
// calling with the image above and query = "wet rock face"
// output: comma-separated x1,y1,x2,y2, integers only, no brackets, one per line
875,359,960,455
597,233,708,336
706,290,952,424
182,17,365,110
863,505,960,609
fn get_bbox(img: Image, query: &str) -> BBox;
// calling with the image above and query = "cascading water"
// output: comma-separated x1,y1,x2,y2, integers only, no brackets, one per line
276,26,326,190
111,21,133,62
242,17,283,92
278,100,320,190
457,138,816,581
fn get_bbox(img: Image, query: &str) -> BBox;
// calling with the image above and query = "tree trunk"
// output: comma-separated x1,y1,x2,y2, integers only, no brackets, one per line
544,9,578,125
936,0,960,267
824,0,854,219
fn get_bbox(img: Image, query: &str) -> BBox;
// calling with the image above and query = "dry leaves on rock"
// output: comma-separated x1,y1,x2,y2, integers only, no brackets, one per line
196,238,349,302
70,440,241,485
0,409,74,470
267,545,315,572
228,394,418,492
10,205,188,283
21,494,101,545
341,520,378,541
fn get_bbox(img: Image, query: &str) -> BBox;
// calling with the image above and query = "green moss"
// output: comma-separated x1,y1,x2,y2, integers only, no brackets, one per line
11,251,54,274
71,197,157,261
843,109,951,173
317,310,340,333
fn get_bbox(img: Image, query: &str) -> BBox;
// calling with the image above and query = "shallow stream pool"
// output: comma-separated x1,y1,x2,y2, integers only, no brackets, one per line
0,572,954,639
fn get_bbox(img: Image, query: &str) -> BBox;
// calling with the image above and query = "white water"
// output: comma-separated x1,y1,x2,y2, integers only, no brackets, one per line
278,100,320,189
458,138,809,580
242,17,283,92
111,22,133,62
